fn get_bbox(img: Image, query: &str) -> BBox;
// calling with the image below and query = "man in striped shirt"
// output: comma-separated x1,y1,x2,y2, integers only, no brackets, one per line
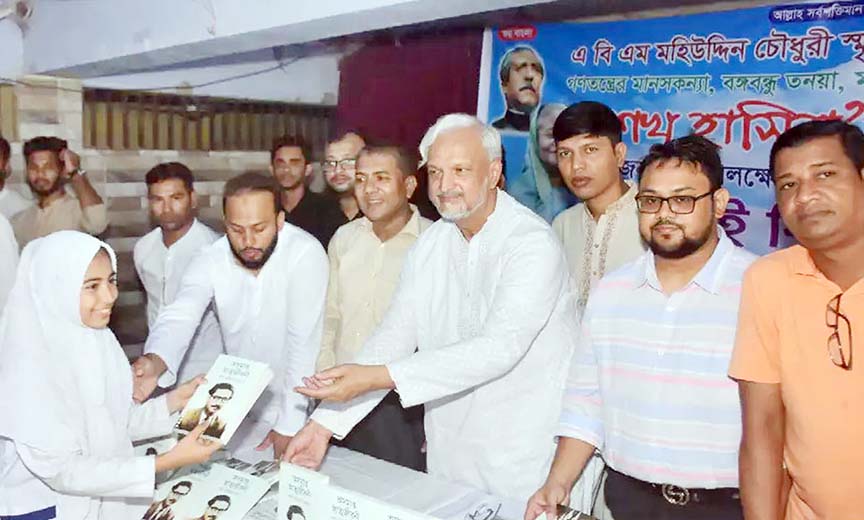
526,135,757,520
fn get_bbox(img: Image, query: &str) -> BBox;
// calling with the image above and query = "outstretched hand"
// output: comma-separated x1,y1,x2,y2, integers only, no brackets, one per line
294,364,394,403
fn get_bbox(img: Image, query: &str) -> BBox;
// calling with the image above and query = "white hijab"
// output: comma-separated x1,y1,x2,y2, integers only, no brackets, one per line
0,231,136,517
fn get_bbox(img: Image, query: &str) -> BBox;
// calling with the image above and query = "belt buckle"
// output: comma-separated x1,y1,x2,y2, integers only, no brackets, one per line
661,484,691,506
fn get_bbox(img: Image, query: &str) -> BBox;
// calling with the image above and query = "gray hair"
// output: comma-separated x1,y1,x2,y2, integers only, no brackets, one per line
499,45,544,84
418,113,502,167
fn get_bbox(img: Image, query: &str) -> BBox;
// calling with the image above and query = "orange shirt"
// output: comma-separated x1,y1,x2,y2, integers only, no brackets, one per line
729,245,864,520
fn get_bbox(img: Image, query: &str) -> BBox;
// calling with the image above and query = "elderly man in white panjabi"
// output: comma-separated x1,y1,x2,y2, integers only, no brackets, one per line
283,114,578,502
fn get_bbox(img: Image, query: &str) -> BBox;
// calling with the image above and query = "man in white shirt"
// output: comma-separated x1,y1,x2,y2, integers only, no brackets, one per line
134,162,223,384
12,136,108,246
0,213,18,313
132,172,328,461
284,114,578,502
0,136,31,219
551,101,647,316
318,144,431,470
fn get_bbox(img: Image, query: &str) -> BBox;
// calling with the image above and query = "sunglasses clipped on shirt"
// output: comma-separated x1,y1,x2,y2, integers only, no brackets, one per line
826,293,853,370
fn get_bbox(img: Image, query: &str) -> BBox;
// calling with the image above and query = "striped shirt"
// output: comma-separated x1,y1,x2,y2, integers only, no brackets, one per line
558,230,757,489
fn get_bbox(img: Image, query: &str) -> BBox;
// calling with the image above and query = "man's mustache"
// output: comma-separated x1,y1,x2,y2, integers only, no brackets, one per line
653,219,682,230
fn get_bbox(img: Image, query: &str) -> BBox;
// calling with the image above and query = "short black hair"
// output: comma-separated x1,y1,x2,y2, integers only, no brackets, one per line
222,172,282,214
498,46,544,84
769,119,864,178
287,505,305,519
637,134,724,191
208,382,234,398
271,135,311,164
145,162,194,191
208,495,231,508
553,101,622,145
172,480,193,493
0,135,9,165
23,136,66,163
357,144,418,178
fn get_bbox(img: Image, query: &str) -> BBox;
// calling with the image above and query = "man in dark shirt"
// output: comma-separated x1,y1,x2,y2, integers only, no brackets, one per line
269,135,347,247
490,46,544,132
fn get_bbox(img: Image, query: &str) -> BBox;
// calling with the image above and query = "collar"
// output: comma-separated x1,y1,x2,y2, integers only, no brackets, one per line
640,227,734,295
469,189,510,242
160,219,202,251
357,204,422,240
581,180,637,221
505,109,531,130
789,245,822,277
37,192,70,210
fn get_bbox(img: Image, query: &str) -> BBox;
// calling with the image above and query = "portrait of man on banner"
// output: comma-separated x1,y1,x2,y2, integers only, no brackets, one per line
492,45,545,132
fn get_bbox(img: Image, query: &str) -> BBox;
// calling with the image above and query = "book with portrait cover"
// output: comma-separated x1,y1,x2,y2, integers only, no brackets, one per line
246,489,279,520
322,485,438,520
133,435,178,458
174,354,273,444
144,463,271,520
279,462,331,520
219,457,280,487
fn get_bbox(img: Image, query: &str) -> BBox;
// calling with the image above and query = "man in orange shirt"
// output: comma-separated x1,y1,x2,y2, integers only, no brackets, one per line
729,120,864,519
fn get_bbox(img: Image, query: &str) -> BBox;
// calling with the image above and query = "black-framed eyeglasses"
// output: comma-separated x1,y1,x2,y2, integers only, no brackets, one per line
635,190,715,214
322,158,357,171
826,293,853,370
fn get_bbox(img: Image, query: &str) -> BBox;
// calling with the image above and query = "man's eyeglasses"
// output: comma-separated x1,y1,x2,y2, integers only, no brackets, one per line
322,159,356,171
635,191,715,214
209,393,232,402
827,293,852,370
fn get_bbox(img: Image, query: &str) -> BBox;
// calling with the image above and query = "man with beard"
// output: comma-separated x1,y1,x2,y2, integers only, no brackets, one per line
134,162,223,385
316,144,430,471
270,135,347,248
176,383,233,439
283,114,577,503
143,480,192,520
132,172,328,461
11,136,107,246
526,135,756,520
492,46,544,132
323,132,365,221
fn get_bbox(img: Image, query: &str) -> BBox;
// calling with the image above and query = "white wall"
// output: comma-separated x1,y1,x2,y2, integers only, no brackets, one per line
83,50,342,105
22,0,552,76
0,19,23,79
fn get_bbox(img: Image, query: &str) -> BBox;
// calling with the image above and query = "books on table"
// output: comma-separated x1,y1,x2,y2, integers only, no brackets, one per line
174,354,273,444
145,463,271,520
279,462,331,520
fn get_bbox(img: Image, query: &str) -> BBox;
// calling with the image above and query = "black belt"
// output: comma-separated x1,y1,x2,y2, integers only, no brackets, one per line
607,468,740,507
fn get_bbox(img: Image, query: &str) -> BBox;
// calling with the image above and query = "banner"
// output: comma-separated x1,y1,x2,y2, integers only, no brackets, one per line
478,1,864,254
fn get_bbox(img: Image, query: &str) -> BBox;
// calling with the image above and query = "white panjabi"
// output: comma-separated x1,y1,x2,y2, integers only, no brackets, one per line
0,213,18,314
0,230,174,519
313,191,578,502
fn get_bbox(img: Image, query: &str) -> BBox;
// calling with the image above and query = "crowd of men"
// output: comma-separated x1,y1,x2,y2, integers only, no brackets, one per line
0,101,861,520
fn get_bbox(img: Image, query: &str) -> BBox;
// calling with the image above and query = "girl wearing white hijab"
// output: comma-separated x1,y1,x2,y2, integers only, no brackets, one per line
0,231,220,520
